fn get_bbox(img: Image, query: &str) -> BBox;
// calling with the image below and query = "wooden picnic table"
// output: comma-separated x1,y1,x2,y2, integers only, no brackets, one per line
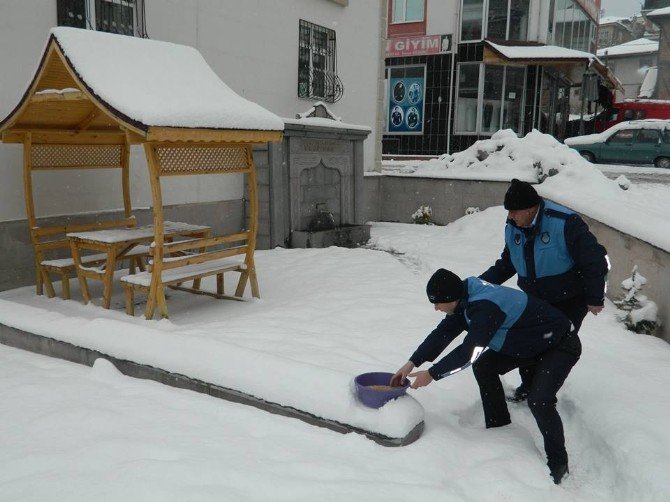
67,221,211,309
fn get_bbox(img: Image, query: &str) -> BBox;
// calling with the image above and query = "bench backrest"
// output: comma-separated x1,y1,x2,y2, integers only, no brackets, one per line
33,216,138,262
149,231,249,272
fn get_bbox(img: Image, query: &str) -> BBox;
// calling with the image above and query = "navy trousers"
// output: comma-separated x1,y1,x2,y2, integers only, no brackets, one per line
472,333,581,468
518,295,588,390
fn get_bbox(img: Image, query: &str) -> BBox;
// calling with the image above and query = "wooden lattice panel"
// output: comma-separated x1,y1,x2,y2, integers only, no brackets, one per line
155,144,250,176
31,144,123,169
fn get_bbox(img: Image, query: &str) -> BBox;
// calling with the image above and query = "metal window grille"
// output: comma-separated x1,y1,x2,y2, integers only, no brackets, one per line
56,0,149,38
298,19,343,103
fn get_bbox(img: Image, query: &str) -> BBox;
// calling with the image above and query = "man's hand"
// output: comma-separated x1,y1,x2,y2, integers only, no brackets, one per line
588,305,604,315
408,370,434,389
390,361,415,387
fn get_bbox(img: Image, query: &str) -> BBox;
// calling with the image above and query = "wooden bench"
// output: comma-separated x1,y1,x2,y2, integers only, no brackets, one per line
120,231,256,318
33,216,148,300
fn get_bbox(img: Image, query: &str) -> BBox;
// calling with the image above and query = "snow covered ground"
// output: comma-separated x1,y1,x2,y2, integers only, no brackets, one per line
1,208,669,501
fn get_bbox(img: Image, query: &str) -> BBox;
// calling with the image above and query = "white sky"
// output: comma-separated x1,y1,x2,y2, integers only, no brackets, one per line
600,0,643,18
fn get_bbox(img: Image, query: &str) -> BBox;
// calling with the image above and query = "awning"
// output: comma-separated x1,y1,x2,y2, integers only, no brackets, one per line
483,40,624,92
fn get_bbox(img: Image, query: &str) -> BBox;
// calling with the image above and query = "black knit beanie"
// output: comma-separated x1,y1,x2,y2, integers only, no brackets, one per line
426,269,464,304
504,179,541,210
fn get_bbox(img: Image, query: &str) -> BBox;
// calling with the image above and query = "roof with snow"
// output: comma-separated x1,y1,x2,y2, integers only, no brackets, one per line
647,7,670,18
483,41,622,91
597,38,658,58
0,27,284,144
486,40,598,63
599,16,631,25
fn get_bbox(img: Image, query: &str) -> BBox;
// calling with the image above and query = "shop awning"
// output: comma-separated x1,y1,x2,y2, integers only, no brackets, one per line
483,40,623,92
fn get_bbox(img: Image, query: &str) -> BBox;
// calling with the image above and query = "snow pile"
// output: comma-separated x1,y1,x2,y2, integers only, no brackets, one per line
393,129,589,182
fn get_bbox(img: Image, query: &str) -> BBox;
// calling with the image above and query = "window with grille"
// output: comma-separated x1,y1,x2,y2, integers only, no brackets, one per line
56,0,148,37
298,20,342,103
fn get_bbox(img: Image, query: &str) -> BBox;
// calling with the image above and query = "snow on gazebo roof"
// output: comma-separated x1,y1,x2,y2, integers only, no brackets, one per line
50,27,283,132
0,27,283,143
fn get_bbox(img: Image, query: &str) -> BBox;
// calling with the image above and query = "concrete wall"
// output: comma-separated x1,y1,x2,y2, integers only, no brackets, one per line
364,175,670,343
363,175,509,224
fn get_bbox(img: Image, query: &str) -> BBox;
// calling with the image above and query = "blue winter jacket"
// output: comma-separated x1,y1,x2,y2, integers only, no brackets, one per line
480,199,608,306
410,277,571,380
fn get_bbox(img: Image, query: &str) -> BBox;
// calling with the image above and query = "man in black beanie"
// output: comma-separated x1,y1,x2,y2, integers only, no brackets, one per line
392,269,578,484
480,178,608,402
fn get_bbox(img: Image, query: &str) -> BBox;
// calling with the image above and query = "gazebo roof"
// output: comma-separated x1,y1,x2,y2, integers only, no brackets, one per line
0,27,283,144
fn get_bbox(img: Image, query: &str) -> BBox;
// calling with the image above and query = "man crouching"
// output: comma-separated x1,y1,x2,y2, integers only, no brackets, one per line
392,268,581,485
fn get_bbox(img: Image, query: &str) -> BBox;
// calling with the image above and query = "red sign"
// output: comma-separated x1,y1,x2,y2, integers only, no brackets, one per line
386,34,452,58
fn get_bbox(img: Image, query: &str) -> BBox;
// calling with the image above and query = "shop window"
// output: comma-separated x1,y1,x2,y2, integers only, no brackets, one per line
392,0,425,23
455,63,481,132
508,0,530,40
298,20,341,103
502,66,525,131
461,0,529,42
455,63,526,135
551,0,596,51
461,0,484,41
487,0,508,39
56,0,147,37
482,66,504,132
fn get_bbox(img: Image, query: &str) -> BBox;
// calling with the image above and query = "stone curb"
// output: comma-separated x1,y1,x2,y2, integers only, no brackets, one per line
0,322,424,447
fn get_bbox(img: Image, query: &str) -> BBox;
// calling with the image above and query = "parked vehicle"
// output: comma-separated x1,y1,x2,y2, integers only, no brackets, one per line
595,100,670,132
564,120,670,168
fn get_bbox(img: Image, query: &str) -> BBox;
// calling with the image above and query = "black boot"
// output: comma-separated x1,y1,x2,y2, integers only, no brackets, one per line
506,385,529,403
549,463,569,485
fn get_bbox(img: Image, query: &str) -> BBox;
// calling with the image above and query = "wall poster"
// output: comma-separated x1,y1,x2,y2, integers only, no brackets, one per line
387,65,425,134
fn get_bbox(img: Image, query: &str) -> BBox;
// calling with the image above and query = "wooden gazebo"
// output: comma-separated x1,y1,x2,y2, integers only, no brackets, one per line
0,27,283,319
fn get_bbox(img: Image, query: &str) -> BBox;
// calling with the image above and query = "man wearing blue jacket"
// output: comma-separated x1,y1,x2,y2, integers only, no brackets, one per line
479,179,608,402
392,269,577,484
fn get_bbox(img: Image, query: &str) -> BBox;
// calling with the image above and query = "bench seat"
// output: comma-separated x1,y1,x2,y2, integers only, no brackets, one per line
120,255,246,288
41,245,151,269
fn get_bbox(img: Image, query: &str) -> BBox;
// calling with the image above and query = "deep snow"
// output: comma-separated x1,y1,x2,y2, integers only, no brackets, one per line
1,209,669,501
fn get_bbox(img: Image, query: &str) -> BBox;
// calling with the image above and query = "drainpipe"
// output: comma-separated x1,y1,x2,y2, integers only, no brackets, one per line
375,0,388,172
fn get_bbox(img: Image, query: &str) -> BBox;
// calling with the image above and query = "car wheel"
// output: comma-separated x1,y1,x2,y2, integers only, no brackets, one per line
655,156,670,169
580,151,595,163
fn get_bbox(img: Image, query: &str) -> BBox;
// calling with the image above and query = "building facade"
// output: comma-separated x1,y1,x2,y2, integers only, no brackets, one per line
598,38,659,100
382,0,608,156
0,0,382,223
